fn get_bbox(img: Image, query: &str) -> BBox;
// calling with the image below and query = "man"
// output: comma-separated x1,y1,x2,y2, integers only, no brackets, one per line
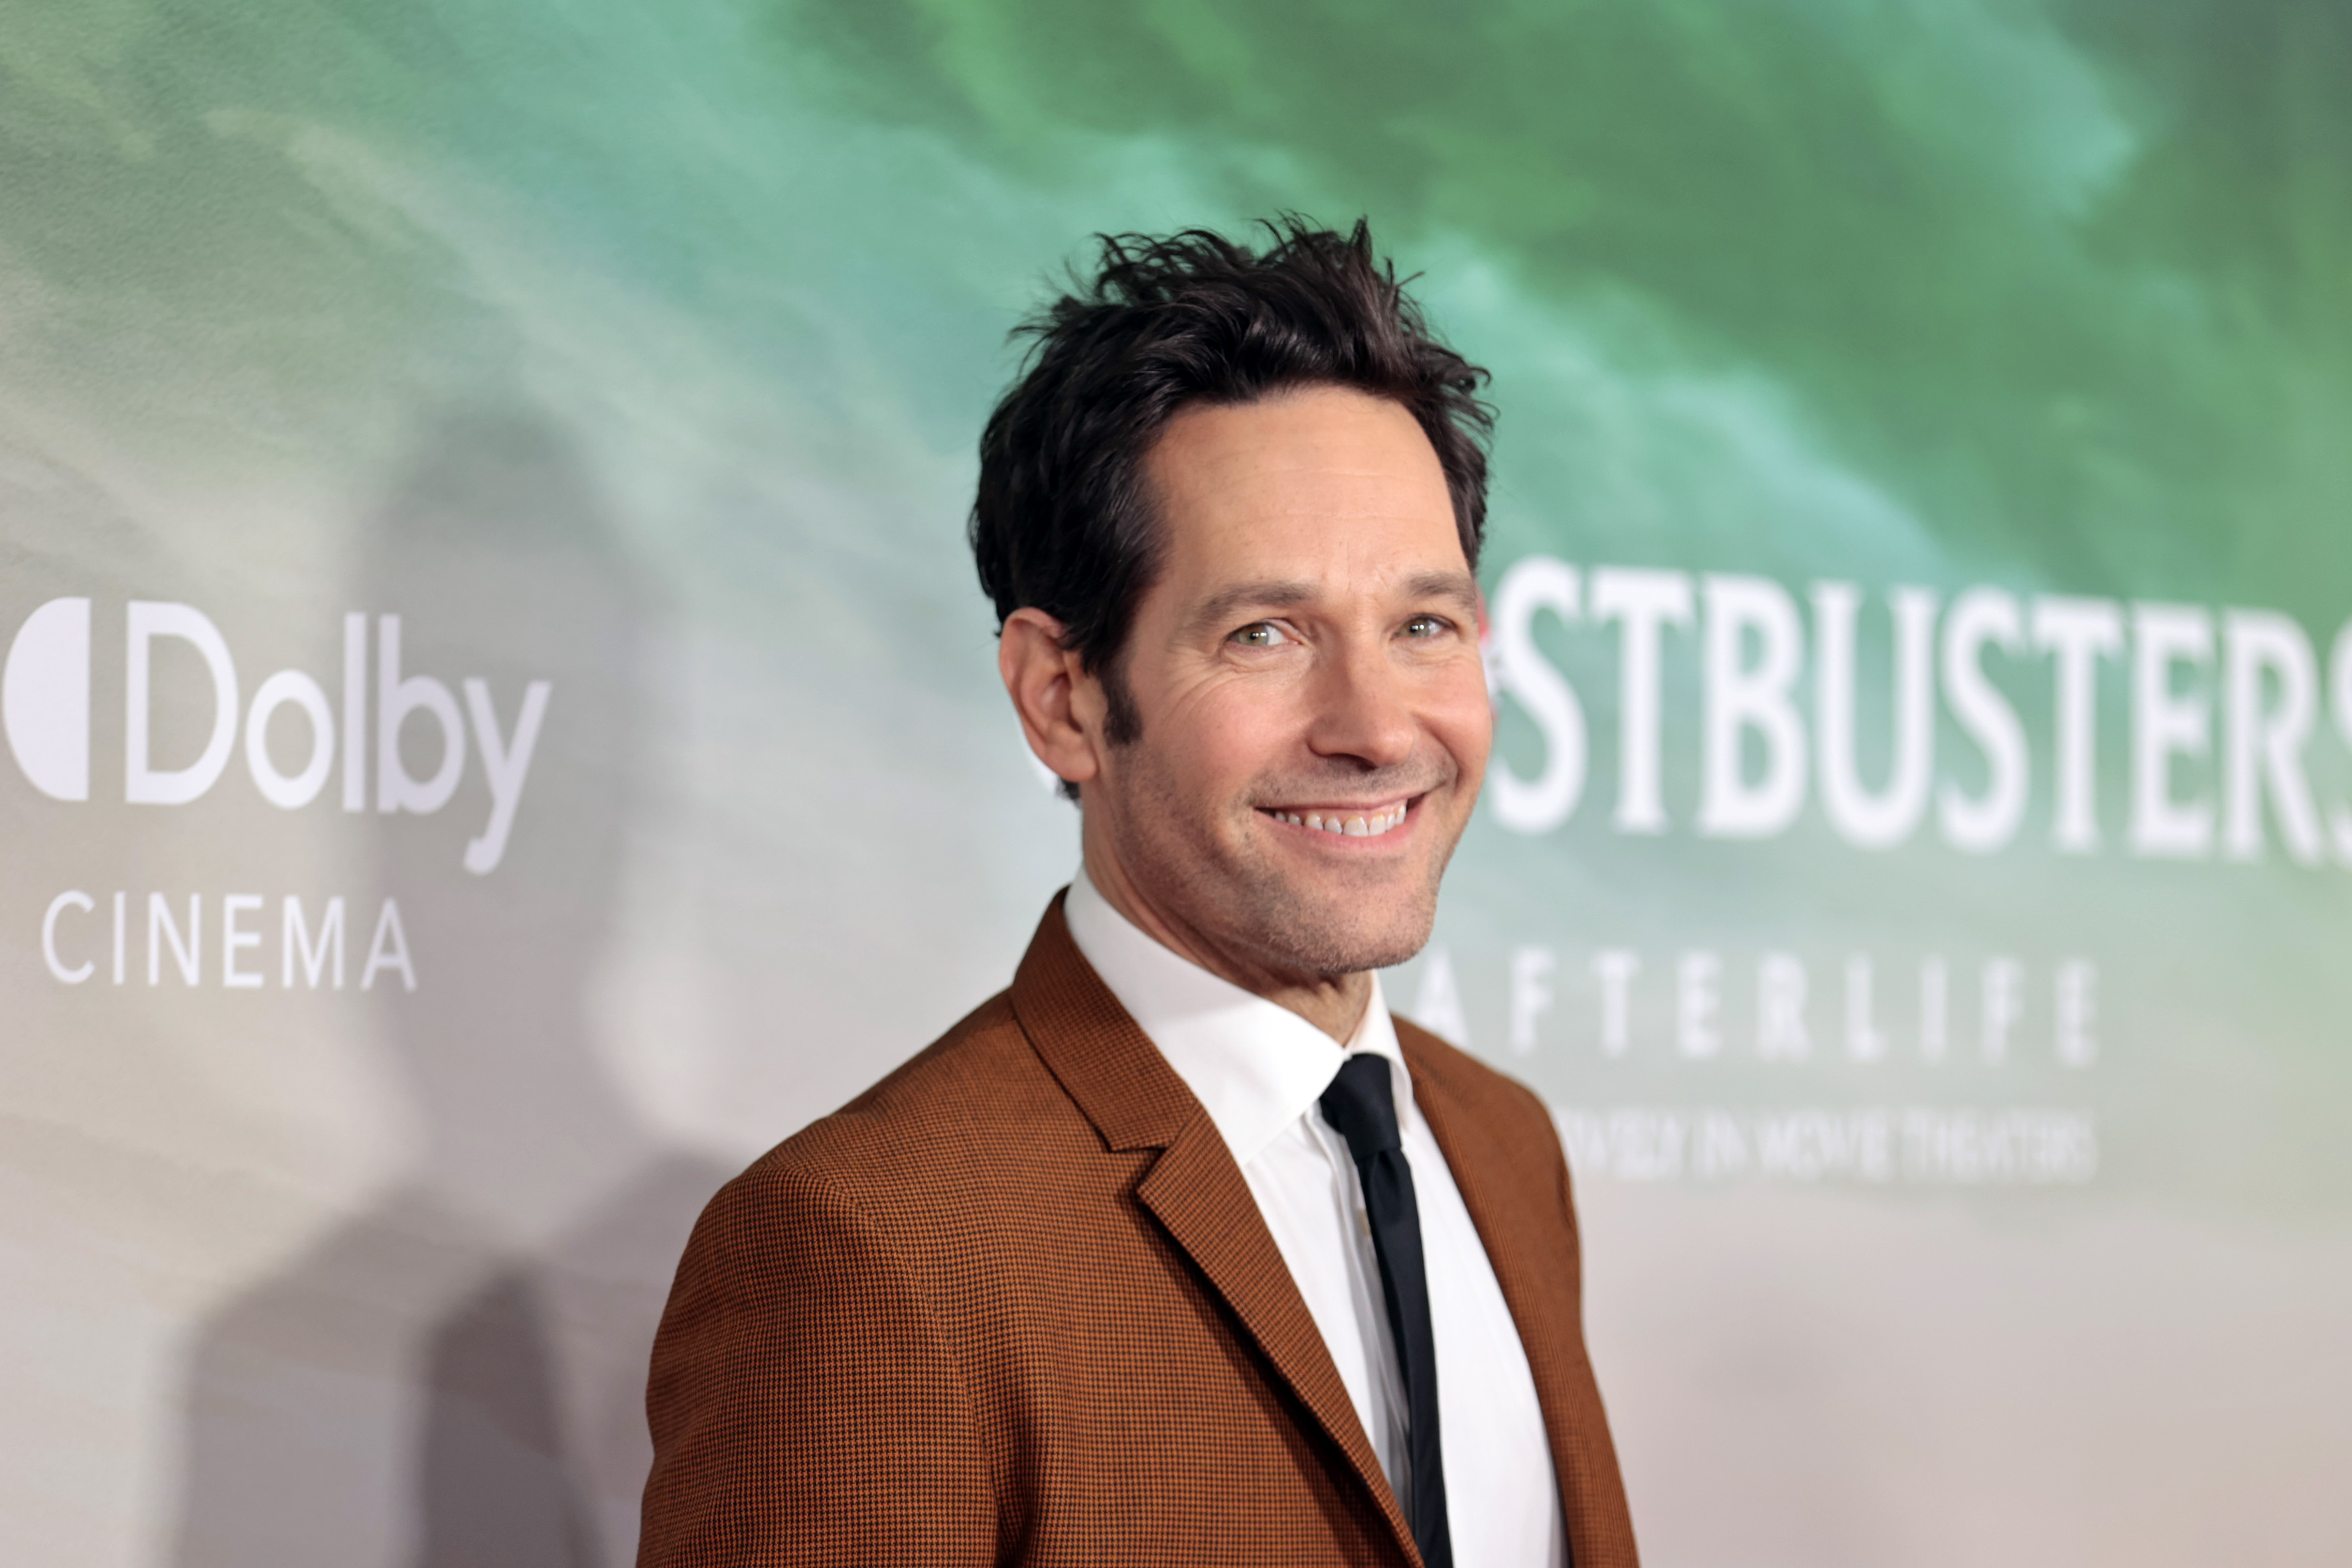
639,220,1637,1568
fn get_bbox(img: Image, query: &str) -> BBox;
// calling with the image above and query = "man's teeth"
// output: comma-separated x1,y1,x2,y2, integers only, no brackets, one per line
1272,804,1408,837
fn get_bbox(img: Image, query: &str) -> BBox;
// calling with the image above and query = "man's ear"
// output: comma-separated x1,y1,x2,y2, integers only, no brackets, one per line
999,608,1104,791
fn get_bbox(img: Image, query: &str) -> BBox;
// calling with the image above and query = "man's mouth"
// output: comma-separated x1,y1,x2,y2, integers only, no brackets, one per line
1257,798,1414,839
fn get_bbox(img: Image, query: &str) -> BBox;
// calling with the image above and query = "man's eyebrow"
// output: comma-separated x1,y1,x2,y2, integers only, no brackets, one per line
1182,579,1317,634
1401,569,1482,612
1181,570,1483,635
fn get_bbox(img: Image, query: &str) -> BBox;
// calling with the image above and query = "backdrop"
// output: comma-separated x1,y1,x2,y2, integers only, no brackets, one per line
5,3,2349,1564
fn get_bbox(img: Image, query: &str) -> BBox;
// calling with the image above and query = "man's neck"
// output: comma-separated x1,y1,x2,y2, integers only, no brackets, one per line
1080,841,1373,1044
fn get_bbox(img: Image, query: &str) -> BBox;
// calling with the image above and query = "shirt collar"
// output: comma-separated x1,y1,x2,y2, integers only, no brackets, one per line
1063,867,1410,1167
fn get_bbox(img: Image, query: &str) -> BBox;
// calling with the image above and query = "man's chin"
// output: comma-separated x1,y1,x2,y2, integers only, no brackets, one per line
1238,906,1437,981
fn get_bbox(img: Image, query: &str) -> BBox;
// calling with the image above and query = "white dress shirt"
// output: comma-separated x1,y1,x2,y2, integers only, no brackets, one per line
1065,871,1565,1568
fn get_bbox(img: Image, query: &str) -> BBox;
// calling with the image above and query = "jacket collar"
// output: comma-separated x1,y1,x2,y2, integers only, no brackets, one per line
1009,894,1619,1565
1009,892,1423,1566
1402,1016,1635,1568
1061,865,1410,1167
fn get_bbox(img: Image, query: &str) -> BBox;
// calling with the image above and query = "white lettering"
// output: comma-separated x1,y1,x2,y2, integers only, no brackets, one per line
1694,1111,1749,1179
1902,1107,2098,1184
1814,583,1937,848
1941,588,2027,853
2032,596,2123,853
221,894,264,988
341,611,367,812
1560,1106,2097,1186
1677,950,1722,1058
2334,620,2352,866
283,895,347,989
245,670,336,810
1508,946,1554,1056
42,890,95,983
125,603,239,806
1698,575,1807,838
1757,1108,1894,1182
1411,944,1469,1046
1553,1108,1688,1182
1487,557,1587,833
1919,956,1948,1062
361,897,417,992
149,892,200,987
1756,952,1810,1060
376,615,465,815
2129,603,2215,858
2221,608,2323,864
462,678,551,874
2055,959,2098,1067
1590,567,1692,833
1845,955,1886,1062
1591,948,1640,1058
1981,957,2025,1064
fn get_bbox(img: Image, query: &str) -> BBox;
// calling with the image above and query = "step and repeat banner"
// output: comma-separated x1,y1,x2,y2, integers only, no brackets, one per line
5,2,2348,1565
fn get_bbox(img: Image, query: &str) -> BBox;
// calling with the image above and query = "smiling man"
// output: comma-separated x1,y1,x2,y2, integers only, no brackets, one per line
639,222,1637,1568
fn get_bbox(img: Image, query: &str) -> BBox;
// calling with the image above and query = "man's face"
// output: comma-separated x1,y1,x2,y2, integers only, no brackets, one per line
1086,384,1493,980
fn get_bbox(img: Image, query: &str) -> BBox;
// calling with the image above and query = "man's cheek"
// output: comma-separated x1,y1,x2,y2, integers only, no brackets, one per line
1195,707,1287,784
1435,685,1495,781
1457,714,1495,782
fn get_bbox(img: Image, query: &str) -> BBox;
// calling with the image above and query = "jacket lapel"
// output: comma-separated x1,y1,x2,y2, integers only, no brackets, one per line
1401,1020,1635,1567
1010,894,1420,1568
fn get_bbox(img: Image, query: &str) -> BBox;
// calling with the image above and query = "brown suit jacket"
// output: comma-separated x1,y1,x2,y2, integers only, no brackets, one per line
639,896,1637,1567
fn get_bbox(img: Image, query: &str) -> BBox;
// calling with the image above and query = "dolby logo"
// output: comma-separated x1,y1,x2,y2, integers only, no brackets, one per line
4,598,551,873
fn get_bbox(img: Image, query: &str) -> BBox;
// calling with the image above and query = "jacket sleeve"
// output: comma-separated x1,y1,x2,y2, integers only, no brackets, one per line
638,1161,995,1567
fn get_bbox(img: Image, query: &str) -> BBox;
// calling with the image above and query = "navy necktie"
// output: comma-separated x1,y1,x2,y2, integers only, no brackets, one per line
1319,1052,1452,1568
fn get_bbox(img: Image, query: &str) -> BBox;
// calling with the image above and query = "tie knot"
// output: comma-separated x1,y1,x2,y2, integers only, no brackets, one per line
1318,1052,1403,1161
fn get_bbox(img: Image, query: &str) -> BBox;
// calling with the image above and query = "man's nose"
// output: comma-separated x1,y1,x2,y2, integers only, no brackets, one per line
1305,635,1420,770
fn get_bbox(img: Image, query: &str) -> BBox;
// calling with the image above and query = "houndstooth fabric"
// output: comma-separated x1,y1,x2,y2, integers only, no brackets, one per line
638,896,1639,1568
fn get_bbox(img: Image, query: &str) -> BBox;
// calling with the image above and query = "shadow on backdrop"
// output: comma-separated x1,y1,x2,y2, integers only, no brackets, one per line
170,409,731,1568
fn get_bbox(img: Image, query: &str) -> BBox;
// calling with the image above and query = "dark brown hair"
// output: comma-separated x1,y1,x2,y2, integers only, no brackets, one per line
971,216,1494,760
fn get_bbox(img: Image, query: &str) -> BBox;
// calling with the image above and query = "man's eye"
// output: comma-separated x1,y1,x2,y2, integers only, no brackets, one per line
1403,615,1449,638
1232,622,1291,647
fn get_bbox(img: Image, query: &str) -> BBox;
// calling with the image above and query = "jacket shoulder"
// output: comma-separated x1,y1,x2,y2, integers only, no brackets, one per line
715,989,1100,1227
